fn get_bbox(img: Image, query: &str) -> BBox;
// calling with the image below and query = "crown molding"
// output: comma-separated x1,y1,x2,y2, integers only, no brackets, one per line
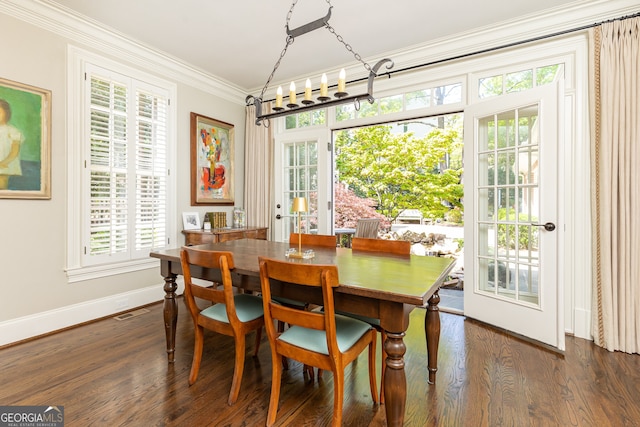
261,0,639,93
0,0,247,105
365,0,639,80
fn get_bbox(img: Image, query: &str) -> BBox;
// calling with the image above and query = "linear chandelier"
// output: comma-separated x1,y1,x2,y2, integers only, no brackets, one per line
245,0,393,126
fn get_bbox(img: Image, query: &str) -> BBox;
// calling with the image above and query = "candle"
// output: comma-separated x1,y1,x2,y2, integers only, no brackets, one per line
338,69,346,92
304,78,312,101
289,81,296,104
275,86,283,108
320,73,328,97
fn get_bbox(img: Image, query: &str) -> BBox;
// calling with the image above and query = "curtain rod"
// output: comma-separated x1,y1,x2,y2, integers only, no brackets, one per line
261,11,639,102
350,11,640,83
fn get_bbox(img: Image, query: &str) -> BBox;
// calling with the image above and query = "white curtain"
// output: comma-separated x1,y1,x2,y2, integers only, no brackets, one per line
590,17,640,353
244,105,273,238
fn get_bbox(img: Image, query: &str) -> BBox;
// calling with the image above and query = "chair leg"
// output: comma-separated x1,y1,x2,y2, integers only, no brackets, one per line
267,354,283,427
380,329,387,404
253,327,262,357
188,325,204,386
228,334,246,406
332,369,344,426
368,330,379,404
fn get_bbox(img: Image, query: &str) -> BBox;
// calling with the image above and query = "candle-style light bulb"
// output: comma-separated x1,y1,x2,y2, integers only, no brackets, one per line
338,68,346,92
304,78,312,101
289,81,296,104
320,73,328,97
275,86,283,108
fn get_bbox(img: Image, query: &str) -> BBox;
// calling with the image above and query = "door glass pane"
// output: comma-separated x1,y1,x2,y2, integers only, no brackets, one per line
476,104,541,306
282,140,319,237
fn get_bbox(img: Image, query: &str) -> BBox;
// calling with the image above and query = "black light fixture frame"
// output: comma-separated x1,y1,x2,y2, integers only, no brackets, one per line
245,1,393,126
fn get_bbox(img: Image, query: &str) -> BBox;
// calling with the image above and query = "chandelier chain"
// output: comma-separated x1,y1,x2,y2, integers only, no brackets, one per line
325,23,371,73
259,36,294,100
259,0,371,100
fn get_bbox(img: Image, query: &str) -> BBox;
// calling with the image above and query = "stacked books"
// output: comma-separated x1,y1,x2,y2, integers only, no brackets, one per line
206,211,227,229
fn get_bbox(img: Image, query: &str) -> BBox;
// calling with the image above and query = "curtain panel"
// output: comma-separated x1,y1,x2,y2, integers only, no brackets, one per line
590,17,640,353
244,106,273,237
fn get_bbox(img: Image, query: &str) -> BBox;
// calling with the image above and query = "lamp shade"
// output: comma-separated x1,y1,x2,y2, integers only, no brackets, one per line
291,197,308,213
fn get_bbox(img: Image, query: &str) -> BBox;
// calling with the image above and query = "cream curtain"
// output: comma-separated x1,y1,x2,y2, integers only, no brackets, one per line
590,17,640,353
244,105,273,237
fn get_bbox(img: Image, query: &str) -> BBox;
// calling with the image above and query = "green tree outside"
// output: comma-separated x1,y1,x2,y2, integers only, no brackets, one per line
334,117,463,223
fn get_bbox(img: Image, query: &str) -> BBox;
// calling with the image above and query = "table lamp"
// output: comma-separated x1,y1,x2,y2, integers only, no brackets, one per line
288,197,314,259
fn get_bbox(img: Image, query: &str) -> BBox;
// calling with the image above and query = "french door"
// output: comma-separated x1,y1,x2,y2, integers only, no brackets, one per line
273,131,332,242
463,83,564,351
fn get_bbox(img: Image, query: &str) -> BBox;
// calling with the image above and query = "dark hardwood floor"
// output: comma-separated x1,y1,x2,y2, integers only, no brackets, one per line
2,299,640,426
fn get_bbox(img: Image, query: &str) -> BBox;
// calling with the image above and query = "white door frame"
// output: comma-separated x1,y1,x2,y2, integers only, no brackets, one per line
463,82,565,351
273,128,332,242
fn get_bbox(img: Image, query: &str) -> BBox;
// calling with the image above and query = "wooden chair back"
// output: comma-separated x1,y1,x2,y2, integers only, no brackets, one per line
354,218,381,238
258,256,378,425
351,237,411,255
180,246,264,405
181,247,236,315
289,232,337,247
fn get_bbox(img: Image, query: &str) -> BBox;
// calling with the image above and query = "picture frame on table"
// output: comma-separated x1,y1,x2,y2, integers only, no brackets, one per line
0,77,51,199
182,212,201,230
190,112,234,206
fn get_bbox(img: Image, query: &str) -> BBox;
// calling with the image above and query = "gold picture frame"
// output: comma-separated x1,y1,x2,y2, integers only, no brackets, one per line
0,77,51,199
190,112,234,205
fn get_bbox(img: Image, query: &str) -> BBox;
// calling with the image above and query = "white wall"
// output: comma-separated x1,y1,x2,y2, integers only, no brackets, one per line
0,4,246,345
0,0,637,345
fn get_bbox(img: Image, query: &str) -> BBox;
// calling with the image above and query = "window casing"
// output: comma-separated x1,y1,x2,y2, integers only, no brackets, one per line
67,48,176,281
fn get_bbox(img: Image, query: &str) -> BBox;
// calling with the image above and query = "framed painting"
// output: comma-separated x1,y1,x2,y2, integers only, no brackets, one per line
0,77,51,199
190,112,234,205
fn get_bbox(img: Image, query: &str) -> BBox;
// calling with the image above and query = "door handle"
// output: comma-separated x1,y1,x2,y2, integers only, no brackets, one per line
276,214,282,220
532,222,556,231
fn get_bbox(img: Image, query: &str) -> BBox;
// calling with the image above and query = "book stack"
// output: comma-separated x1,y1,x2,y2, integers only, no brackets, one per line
206,212,227,229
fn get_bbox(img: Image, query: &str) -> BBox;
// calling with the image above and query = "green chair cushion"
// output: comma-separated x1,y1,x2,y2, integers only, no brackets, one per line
271,296,307,309
278,314,371,355
201,294,264,323
336,310,381,328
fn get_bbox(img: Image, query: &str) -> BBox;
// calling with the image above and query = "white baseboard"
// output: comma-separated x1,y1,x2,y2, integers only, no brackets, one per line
0,284,176,347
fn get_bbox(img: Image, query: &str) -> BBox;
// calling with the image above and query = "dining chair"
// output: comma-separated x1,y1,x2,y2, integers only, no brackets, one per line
348,236,411,403
289,232,338,247
276,232,339,376
354,218,381,239
279,232,337,310
180,246,264,406
258,257,378,426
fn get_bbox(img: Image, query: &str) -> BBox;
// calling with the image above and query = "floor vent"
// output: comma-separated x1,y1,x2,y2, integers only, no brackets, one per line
114,308,150,321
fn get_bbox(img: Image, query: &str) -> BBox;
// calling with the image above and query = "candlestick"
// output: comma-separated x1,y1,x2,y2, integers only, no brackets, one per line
319,73,330,101
304,79,312,100
338,69,346,92
288,81,296,105
301,78,314,105
275,86,283,109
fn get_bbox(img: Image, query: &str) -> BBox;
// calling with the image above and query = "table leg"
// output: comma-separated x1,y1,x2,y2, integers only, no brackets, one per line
425,289,441,384
163,272,178,363
383,331,407,427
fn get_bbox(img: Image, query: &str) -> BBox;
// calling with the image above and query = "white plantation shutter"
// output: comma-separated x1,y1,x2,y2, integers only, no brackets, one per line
84,65,168,265
134,90,167,254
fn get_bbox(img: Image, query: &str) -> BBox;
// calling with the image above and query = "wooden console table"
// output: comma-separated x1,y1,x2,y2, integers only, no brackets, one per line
182,226,268,245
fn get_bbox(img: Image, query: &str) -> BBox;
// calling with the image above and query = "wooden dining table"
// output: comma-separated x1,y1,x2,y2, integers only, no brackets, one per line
150,238,455,427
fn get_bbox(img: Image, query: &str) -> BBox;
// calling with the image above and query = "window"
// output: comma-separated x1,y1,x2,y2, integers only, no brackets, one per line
335,82,463,122
67,48,175,280
285,109,326,129
478,63,563,99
